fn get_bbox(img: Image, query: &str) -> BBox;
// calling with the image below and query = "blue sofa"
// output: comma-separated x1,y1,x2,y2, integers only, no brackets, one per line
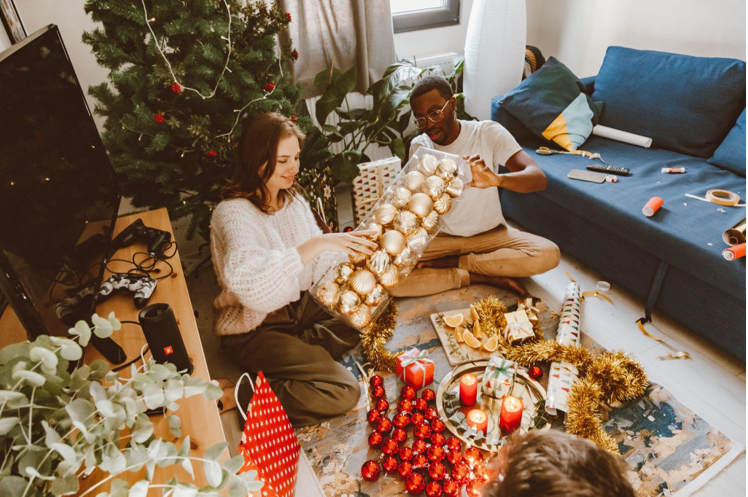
491,47,747,361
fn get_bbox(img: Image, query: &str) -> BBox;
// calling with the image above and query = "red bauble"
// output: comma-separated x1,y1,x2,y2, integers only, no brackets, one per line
285,12,292,22
411,412,426,425
375,398,389,413
430,419,446,433
475,466,490,483
367,409,381,426
413,439,428,454
463,447,484,466
153,113,164,123
381,437,399,456
425,481,443,497
291,49,299,60
368,431,383,448
397,399,414,413
382,455,399,474
422,388,436,402
375,417,392,434
206,150,217,157
406,472,426,494
290,114,298,123
443,479,460,497
170,82,181,93
451,463,470,484
466,481,482,497
400,386,417,400
446,437,462,452
392,427,408,443
414,398,428,411
529,365,543,380
399,446,414,461
361,460,381,481
264,81,275,93
393,412,411,429
398,461,413,480
427,444,446,462
412,453,429,469
369,374,384,387
428,461,447,481
431,432,446,447
414,422,432,440
447,450,463,466
371,384,386,399
424,407,439,421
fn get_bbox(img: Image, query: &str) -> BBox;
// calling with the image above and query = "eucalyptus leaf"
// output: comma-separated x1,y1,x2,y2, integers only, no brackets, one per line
92,314,114,339
131,414,154,444
0,416,19,436
183,377,208,398
50,337,83,361
164,379,184,402
25,466,56,480
167,414,181,438
89,381,107,404
41,420,61,447
12,369,46,387
203,459,222,488
0,475,29,496
70,320,92,346
222,455,244,475
50,473,80,496
173,483,198,497
66,398,94,424
29,346,59,373
128,480,149,497
204,442,228,461
148,364,171,383
108,311,122,331
202,381,222,402
96,399,117,418
51,442,77,463
143,383,165,409
182,457,194,479
111,479,131,497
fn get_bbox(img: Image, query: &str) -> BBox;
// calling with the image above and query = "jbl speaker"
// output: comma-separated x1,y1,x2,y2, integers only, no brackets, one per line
139,303,194,374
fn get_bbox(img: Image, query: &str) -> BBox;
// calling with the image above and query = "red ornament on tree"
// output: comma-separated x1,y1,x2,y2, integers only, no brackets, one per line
398,461,413,480
382,455,399,474
367,409,381,426
264,81,275,93
375,398,389,413
451,463,470,484
446,437,462,452
412,453,429,470
290,114,298,123
371,384,386,399
411,412,426,426
426,481,443,497
424,407,439,421
414,398,428,411
414,422,432,440
291,49,299,60
400,386,417,400
430,419,446,433
528,365,543,380
413,439,428,454
170,82,181,93
206,150,217,157
361,460,381,482
397,399,414,413
406,472,426,494
399,446,414,461
463,447,484,466
428,461,447,481
443,479,460,497
431,432,446,447
422,388,436,402
392,427,408,443
466,481,482,497
369,375,383,387
367,431,383,448
381,437,399,456
427,444,446,462
153,113,164,123
393,412,411,429
375,417,392,434
447,450,463,466
285,12,292,22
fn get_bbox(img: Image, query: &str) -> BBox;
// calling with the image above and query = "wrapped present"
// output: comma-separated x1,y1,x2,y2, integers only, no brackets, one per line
503,310,535,344
517,297,539,321
396,348,434,389
352,157,401,225
481,356,516,398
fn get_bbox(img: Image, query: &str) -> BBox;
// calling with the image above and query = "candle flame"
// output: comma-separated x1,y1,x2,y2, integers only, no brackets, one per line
461,373,477,385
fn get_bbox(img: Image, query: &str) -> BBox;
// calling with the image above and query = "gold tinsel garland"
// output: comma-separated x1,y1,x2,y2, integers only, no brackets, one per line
360,296,650,454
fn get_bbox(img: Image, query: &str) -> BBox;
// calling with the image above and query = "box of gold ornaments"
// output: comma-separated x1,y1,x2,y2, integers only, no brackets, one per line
311,148,470,330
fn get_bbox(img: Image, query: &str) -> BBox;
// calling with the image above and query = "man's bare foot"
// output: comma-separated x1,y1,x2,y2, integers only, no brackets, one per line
470,273,528,296
417,255,460,269
216,378,237,413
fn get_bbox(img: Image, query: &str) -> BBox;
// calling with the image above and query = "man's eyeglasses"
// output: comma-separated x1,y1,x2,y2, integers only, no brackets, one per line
413,99,452,129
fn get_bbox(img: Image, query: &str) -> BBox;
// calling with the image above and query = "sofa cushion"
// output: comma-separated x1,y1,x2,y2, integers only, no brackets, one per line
708,108,746,177
591,47,746,159
500,57,603,152
514,136,746,290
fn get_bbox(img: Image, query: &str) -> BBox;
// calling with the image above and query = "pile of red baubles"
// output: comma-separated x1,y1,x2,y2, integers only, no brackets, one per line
361,375,490,496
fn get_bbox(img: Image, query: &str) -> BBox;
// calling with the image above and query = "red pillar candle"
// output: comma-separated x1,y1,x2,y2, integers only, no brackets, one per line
466,409,488,433
499,395,523,433
459,373,478,406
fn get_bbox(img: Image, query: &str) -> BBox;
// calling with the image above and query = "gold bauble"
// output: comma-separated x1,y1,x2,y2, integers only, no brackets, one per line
422,210,439,232
418,154,438,176
433,193,452,214
435,159,458,182
394,210,418,236
350,304,372,328
363,222,383,240
337,290,360,315
316,281,340,308
446,177,464,198
366,250,391,276
406,227,429,251
349,269,378,296
379,266,400,289
365,285,387,307
349,252,366,266
422,176,447,200
393,247,415,267
334,262,355,285
408,193,434,218
403,171,425,192
373,203,397,225
381,230,406,256
390,187,412,209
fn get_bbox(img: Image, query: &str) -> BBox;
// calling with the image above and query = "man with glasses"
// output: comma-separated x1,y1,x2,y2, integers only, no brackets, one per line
391,75,560,298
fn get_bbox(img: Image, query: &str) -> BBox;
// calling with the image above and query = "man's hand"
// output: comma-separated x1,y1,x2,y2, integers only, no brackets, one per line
464,154,501,189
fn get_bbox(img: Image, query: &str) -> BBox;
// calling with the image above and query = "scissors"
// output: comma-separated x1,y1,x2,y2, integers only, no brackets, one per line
536,146,607,164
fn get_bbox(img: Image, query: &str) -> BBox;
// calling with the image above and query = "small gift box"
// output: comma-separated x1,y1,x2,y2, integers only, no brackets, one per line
396,348,434,389
481,356,516,399
503,310,535,344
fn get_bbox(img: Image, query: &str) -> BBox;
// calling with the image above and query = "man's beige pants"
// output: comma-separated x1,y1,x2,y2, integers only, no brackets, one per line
391,225,561,297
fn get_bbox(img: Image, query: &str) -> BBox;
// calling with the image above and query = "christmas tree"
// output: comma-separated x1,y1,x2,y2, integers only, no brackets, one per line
83,0,303,240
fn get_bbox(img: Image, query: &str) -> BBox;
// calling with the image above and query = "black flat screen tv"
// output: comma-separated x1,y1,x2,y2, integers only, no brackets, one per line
0,25,122,346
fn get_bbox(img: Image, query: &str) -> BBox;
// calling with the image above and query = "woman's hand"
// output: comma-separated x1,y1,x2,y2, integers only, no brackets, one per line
464,154,502,189
297,230,378,265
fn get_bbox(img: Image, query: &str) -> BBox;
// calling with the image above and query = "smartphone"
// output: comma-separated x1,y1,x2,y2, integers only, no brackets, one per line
567,169,607,183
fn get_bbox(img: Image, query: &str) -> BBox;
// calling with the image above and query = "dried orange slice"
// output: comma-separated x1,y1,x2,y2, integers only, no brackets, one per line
463,331,481,349
482,335,499,352
443,314,464,328
472,321,483,339
455,327,465,343
470,305,480,322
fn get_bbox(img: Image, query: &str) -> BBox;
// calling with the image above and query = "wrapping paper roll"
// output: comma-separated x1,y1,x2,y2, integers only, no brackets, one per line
593,125,653,148
723,218,746,246
545,282,582,415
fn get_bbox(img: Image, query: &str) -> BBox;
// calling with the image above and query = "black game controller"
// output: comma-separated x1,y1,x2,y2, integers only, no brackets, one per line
109,219,171,257
98,273,157,309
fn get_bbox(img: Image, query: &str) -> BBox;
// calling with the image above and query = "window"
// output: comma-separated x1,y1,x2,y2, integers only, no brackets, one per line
391,0,461,34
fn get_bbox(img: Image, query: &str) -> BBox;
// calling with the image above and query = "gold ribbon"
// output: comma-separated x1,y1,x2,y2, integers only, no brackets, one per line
581,290,614,305
636,319,691,359
536,147,607,164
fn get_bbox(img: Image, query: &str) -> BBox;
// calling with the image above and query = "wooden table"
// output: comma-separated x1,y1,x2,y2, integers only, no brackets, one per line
0,208,227,495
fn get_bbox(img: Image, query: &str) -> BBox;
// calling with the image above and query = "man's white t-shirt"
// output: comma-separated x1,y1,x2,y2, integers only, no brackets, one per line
409,120,522,237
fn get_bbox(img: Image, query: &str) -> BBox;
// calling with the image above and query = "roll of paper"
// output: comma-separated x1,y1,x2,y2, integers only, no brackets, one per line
545,282,582,416
723,218,746,246
593,125,653,148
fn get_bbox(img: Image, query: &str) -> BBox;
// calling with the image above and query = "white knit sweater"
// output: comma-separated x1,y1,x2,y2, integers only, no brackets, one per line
210,196,341,336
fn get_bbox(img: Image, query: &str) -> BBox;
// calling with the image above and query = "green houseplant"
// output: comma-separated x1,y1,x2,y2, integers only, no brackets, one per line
0,313,263,497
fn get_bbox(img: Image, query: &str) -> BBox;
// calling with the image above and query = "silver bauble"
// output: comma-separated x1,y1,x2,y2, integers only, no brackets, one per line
334,262,355,285
337,290,360,315
394,210,419,236
366,250,391,277
422,176,447,200
421,210,439,233
435,159,458,182
373,203,397,225
390,187,412,208
433,193,452,214
403,171,425,192
408,193,434,218
365,285,387,307
316,281,340,308
349,269,378,296
446,177,464,197
418,154,438,175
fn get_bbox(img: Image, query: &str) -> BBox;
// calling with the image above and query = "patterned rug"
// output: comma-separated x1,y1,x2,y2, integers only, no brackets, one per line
296,285,742,496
